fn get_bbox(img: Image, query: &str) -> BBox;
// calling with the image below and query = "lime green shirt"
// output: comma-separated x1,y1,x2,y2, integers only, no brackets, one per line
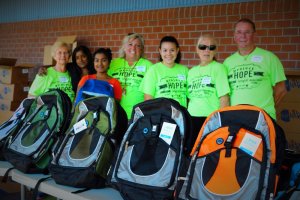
140,62,188,107
223,47,286,119
108,57,153,119
29,67,75,101
187,61,230,117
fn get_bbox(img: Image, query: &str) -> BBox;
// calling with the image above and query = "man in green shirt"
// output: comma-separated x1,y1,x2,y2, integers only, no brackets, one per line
224,18,287,119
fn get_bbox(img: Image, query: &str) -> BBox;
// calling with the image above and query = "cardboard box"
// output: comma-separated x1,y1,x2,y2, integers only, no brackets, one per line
43,35,77,65
276,70,300,152
285,133,300,153
0,65,31,84
283,70,300,103
0,110,14,124
0,83,29,101
0,99,21,112
277,103,300,134
0,58,17,66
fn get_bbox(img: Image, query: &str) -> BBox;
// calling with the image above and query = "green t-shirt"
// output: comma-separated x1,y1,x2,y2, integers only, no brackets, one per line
140,62,188,107
187,61,230,117
223,47,286,119
108,57,153,118
29,67,75,101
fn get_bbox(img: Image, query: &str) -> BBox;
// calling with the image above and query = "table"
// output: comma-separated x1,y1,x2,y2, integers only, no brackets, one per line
11,169,123,200
1,161,124,200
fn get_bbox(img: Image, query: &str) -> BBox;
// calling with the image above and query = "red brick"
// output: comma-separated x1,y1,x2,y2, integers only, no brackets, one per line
203,17,215,24
267,29,283,36
184,25,196,32
282,61,297,68
260,37,275,44
289,53,300,60
275,52,288,60
267,45,281,51
283,28,299,36
275,37,290,43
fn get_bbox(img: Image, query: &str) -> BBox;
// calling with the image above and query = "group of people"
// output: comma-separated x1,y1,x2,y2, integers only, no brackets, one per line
28,18,287,148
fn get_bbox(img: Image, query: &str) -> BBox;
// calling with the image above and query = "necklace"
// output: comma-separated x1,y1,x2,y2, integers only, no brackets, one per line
239,46,255,61
122,59,138,95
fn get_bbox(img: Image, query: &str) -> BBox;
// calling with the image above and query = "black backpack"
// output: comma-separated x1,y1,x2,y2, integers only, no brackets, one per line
110,98,191,200
49,96,128,188
4,89,72,173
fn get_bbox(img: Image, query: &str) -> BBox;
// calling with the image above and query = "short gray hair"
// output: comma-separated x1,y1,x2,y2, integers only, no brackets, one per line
51,41,72,58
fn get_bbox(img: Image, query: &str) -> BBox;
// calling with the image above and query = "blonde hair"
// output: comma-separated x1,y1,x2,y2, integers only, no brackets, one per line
118,33,145,58
197,34,218,48
51,41,72,58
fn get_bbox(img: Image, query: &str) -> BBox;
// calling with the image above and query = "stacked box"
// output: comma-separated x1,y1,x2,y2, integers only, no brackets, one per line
276,70,300,152
0,58,32,112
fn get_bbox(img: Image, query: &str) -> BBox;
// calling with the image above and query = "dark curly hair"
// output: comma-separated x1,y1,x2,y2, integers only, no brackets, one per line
159,36,181,64
93,48,113,63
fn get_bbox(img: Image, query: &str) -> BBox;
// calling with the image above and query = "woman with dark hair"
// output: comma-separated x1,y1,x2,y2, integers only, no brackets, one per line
77,47,122,101
69,45,96,92
140,36,188,107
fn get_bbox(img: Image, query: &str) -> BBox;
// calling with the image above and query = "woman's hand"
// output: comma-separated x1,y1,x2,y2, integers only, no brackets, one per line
38,66,48,76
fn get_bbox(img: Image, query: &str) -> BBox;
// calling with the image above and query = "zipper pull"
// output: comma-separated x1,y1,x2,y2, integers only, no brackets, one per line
125,141,129,152
191,151,198,161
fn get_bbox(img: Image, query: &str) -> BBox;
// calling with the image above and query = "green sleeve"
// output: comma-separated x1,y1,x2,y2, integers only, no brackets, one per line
140,67,157,97
28,75,51,96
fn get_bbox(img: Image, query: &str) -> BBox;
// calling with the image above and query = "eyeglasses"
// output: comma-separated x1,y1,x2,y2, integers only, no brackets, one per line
198,44,217,51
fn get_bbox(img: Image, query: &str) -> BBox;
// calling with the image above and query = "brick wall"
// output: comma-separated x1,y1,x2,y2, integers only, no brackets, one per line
0,0,299,76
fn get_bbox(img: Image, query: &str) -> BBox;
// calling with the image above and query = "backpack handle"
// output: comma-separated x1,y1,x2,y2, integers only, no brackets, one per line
224,125,241,157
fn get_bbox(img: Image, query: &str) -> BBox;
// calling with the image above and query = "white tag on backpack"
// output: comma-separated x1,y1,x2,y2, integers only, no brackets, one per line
73,118,87,134
159,122,176,145
239,132,262,156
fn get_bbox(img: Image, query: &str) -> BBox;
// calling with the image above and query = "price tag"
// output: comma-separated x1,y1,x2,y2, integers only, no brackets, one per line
73,118,87,134
159,122,177,145
239,132,262,156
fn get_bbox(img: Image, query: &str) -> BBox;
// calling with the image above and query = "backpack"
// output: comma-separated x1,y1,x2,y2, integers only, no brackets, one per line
75,79,114,105
275,150,300,200
4,89,72,173
110,97,191,200
0,97,34,160
276,162,300,200
48,96,128,188
177,104,286,200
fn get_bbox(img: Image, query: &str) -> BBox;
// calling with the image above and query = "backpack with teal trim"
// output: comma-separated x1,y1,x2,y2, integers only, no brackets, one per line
110,97,191,200
49,96,128,188
4,89,72,173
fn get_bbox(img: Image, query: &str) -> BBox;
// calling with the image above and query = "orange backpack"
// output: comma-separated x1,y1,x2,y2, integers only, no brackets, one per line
177,105,286,200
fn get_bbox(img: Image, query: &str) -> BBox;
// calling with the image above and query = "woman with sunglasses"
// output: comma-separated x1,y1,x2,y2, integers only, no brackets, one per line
186,34,230,153
108,33,153,119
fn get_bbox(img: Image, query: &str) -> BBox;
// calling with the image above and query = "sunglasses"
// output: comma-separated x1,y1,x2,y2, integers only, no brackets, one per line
198,44,217,51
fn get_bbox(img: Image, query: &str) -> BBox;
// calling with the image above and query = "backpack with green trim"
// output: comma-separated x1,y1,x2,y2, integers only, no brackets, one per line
4,89,72,173
48,96,128,188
